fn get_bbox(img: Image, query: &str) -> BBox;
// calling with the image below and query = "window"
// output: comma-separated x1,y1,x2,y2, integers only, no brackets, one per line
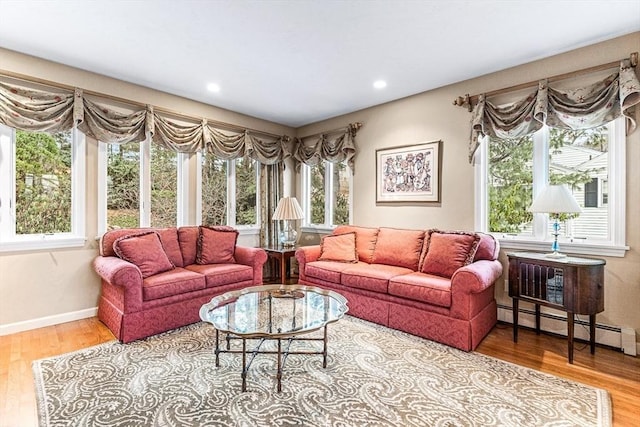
105,141,141,228
0,125,86,251
197,153,260,229
150,144,178,228
584,179,598,208
476,117,626,257
98,139,187,233
301,161,351,229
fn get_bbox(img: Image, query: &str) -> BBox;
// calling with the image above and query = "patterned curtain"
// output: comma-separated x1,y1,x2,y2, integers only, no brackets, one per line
0,81,75,132
0,78,295,164
259,163,283,247
293,122,362,173
469,60,640,162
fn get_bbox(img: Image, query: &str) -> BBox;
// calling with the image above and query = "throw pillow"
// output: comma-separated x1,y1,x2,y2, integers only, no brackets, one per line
318,232,358,263
421,229,481,278
113,231,175,278
371,227,425,270
196,225,239,264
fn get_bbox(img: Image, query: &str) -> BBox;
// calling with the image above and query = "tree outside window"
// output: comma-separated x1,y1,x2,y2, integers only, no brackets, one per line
106,141,140,228
15,130,72,234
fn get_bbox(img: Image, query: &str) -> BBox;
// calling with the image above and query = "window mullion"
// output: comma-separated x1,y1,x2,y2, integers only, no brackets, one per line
325,162,332,226
71,128,86,237
140,137,151,227
227,160,236,226
531,127,549,239
609,117,625,245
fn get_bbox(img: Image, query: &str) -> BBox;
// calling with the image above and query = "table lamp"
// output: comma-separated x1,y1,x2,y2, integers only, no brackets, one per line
529,184,582,258
272,197,304,247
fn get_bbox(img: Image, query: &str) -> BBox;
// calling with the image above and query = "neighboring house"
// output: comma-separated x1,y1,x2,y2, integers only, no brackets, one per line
550,144,608,240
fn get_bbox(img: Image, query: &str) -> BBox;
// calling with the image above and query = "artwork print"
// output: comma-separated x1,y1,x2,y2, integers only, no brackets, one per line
376,140,441,203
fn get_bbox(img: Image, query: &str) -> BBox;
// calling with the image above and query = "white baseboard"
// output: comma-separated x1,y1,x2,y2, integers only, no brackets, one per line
0,307,98,336
497,305,637,355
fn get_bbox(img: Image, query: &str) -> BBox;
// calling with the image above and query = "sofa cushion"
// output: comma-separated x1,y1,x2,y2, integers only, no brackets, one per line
474,233,500,261
341,263,413,294
389,272,452,308
318,232,358,263
156,228,184,267
333,225,379,263
185,264,254,288
421,230,480,278
371,227,425,270
196,225,238,264
306,260,362,283
178,226,199,266
113,231,175,278
142,267,206,301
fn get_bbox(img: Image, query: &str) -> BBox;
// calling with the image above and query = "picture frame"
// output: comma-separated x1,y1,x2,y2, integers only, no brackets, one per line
376,140,441,203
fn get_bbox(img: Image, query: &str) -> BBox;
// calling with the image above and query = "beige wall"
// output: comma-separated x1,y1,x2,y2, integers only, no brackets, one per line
0,48,293,328
1,33,639,346
296,32,640,345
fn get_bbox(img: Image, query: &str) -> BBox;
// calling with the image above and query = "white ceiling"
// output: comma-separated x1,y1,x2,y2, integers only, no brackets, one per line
0,0,639,128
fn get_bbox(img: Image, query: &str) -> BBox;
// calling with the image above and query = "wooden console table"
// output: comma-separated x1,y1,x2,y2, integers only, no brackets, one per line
507,251,605,363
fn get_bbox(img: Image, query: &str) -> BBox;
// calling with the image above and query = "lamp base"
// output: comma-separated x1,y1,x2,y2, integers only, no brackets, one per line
545,251,567,259
279,220,297,247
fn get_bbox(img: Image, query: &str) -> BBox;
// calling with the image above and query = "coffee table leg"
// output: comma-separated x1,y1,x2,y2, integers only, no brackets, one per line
215,329,220,367
241,338,247,392
277,338,283,392
323,326,328,368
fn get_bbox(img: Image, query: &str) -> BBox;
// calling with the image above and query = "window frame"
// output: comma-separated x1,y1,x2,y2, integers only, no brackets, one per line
300,160,353,232
474,117,627,257
98,138,188,235
0,124,86,252
195,153,261,234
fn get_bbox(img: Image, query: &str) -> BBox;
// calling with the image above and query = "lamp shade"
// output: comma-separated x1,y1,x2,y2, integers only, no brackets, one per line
272,197,304,220
529,184,582,214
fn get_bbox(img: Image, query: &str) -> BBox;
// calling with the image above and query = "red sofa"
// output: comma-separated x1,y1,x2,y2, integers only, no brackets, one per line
93,226,267,343
295,226,503,351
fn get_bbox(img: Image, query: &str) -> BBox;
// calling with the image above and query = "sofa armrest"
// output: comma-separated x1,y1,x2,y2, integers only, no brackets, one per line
451,259,503,294
234,246,268,284
92,256,143,288
295,245,321,282
449,259,503,320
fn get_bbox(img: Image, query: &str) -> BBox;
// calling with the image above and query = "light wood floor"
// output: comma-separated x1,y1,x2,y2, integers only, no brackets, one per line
1,319,638,427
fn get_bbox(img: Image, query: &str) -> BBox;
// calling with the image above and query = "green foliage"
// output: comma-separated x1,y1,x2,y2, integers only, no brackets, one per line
235,158,257,225
201,154,227,226
310,163,326,224
150,144,178,227
15,130,72,234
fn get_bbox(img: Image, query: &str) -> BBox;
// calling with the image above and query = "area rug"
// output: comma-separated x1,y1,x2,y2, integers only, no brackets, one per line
33,316,611,427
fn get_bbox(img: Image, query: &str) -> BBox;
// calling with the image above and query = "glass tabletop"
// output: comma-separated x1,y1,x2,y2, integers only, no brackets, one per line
199,285,348,338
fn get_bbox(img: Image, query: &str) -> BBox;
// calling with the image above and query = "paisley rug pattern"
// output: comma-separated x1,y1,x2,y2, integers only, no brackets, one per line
33,316,610,426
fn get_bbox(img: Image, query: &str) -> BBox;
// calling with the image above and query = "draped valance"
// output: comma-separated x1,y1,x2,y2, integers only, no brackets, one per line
0,79,291,164
293,122,362,173
468,59,640,163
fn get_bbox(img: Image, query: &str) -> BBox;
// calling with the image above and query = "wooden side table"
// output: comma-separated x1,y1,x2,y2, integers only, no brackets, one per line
263,245,298,285
507,251,605,363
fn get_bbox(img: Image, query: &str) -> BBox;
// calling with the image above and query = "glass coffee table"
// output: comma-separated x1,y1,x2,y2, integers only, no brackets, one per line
199,284,348,392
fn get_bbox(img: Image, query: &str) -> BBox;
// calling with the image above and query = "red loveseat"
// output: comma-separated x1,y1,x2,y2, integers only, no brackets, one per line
295,226,503,351
93,226,267,343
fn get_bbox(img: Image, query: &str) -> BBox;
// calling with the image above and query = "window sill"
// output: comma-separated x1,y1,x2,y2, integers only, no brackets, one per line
0,236,87,253
301,225,335,234
498,237,628,258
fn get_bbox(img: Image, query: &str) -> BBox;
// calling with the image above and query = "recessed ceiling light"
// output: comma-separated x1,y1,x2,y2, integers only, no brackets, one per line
373,80,387,89
207,83,221,93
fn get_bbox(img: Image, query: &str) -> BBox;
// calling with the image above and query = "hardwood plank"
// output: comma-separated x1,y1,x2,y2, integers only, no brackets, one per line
0,318,638,426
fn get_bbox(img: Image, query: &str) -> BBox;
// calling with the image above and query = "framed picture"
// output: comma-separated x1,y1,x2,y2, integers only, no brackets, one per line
376,140,441,203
